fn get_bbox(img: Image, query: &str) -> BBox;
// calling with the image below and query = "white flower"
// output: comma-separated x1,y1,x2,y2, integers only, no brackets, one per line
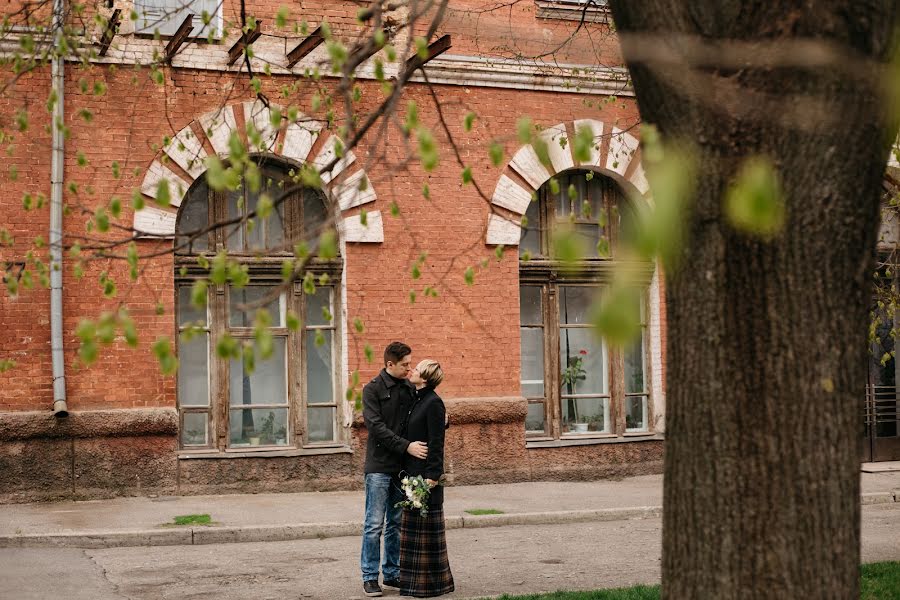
406,489,415,501
401,477,409,486
412,499,422,508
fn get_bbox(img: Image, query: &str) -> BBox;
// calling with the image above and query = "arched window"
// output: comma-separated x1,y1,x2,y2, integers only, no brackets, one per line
518,170,652,440
174,158,343,451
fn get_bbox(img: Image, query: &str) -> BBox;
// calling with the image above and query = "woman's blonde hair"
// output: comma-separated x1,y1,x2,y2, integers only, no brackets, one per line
416,359,444,388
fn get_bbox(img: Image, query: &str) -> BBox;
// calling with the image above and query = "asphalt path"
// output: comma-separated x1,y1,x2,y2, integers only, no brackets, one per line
1,504,898,600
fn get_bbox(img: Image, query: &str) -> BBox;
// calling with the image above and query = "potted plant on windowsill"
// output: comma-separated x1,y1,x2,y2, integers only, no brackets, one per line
260,411,276,445
562,349,589,432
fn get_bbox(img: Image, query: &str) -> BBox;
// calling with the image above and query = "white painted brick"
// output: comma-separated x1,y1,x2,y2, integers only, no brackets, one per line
313,136,356,184
509,145,551,189
648,267,665,432
199,105,238,157
281,121,320,163
485,213,522,245
165,125,208,180
491,174,533,215
332,170,377,211
141,161,190,207
573,119,604,166
134,206,177,237
539,123,574,174
606,128,639,177
242,99,279,152
341,210,383,243
629,163,649,196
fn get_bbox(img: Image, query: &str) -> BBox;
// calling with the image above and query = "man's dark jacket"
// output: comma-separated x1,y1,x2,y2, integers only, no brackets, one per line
362,369,414,474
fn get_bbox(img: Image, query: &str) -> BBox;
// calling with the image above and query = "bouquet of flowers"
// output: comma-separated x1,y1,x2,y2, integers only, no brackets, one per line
395,474,433,518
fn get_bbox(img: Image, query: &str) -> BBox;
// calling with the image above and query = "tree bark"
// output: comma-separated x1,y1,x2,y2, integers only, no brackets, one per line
607,2,900,598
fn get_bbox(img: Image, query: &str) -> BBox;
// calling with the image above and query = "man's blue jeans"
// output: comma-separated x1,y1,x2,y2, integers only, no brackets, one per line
360,472,402,583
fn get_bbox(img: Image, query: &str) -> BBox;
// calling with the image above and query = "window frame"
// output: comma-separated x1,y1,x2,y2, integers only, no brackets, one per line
174,161,344,453
519,170,654,442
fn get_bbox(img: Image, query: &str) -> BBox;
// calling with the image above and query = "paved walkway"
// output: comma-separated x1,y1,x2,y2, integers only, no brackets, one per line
0,471,898,549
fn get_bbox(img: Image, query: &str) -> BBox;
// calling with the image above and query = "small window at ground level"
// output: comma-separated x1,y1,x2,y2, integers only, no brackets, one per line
135,0,222,38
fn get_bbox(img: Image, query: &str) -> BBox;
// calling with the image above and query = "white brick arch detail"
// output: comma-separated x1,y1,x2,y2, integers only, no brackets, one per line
486,120,650,246
133,102,383,243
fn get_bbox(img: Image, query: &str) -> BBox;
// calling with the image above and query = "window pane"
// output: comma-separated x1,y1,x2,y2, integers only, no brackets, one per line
520,198,540,257
177,180,208,253
307,330,334,404
306,287,333,327
626,396,648,432
182,412,208,446
519,286,542,325
226,189,244,251
559,328,607,394
178,285,207,326
575,223,602,257
230,286,283,327
229,408,289,447
246,192,265,251
558,286,595,325
178,333,209,406
229,338,287,406
562,397,609,433
526,402,545,433
624,333,646,394
520,328,544,397
303,189,328,241
308,407,335,442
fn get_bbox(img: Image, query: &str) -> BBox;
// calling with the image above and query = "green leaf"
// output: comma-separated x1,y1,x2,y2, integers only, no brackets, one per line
464,267,475,286
464,112,476,132
191,280,208,309
422,183,430,200
275,6,289,28
155,179,171,207
411,263,421,279
353,317,365,333
152,337,178,375
109,197,122,218
216,334,240,359
318,230,338,260
551,224,586,264
286,310,301,331
724,156,785,237
417,127,439,171
461,167,472,185
516,117,533,143
95,208,109,232
364,344,374,363
591,285,641,347
573,124,594,163
489,142,504,167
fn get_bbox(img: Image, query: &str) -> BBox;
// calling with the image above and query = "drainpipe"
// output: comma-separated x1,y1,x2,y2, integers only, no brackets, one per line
50,0,67,417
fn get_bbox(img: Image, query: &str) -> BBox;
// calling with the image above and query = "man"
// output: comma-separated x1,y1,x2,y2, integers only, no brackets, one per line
360,341,428,598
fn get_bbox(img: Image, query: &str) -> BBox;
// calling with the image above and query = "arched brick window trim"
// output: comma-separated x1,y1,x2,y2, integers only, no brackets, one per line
488,120,666,434
132,100,383,244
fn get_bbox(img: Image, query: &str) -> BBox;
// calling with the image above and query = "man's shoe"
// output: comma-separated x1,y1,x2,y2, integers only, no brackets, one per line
382,578,401,589
363,580,383,597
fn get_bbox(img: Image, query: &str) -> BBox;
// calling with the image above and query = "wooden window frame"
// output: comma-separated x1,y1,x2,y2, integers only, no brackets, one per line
174,161,344,453
519,170,653,442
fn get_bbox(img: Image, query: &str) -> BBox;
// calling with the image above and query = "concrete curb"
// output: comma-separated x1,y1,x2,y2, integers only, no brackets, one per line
1,498,896,550
0,506,663,550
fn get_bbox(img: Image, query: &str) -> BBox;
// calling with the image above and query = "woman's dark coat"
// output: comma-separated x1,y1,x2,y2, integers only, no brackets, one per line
400,386,446,507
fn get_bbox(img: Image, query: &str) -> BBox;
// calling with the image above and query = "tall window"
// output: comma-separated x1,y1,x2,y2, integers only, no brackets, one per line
519,170,652,440
175,159,342,451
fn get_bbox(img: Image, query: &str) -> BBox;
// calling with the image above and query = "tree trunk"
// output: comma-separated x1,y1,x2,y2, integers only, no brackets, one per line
607,2,900,597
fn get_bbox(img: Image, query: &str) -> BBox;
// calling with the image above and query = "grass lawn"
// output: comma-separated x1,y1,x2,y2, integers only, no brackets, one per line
488,562,900,600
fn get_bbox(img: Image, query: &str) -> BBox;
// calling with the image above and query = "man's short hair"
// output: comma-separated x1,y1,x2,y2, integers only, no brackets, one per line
416,359,444,388
384,341,412,366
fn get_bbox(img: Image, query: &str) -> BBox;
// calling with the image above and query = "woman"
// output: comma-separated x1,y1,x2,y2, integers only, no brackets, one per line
398,359,455,598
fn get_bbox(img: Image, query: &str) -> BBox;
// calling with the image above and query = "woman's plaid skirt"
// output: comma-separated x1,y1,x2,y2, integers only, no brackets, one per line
399,507,455,597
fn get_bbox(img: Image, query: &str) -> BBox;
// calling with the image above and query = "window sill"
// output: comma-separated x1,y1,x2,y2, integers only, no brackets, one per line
526,432,663,448
178,445,352,459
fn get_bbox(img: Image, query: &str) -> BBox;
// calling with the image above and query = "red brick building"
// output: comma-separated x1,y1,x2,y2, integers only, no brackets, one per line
0,0,667,502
